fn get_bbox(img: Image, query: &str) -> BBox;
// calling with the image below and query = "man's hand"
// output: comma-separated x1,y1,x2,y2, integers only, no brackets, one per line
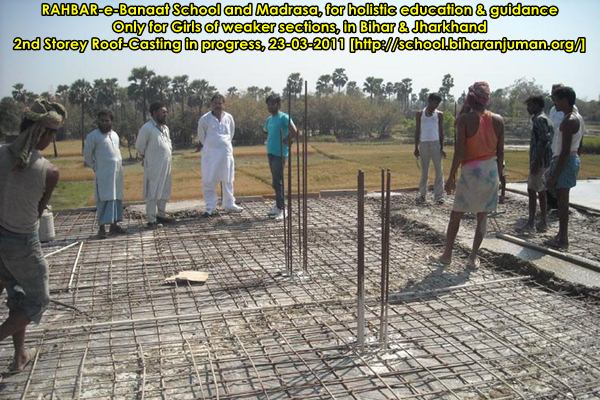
441,149,447,159
444,176,456,195
413,148,420,158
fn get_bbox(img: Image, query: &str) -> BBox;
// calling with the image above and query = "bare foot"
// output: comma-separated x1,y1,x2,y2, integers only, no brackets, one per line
428,254,451,266
9,348,37,373
466,256,480,269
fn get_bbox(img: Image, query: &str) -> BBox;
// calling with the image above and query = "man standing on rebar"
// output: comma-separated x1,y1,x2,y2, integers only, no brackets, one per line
135,102,174,227
84,110,126,238
414,93,445,204
545,86,584,250
0,99,65,373
197,93,243,217
433,82,504,268
263,94,298,220
516,95,553,234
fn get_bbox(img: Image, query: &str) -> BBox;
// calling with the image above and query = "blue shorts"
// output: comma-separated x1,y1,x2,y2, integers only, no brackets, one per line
0,225,50,324
548,155,580,190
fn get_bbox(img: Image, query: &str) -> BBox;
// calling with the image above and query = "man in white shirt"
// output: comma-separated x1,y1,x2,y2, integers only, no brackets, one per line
84,110,125,238
135,102,174,227
414,93,445,204
197,94,243,217
546,86,584,250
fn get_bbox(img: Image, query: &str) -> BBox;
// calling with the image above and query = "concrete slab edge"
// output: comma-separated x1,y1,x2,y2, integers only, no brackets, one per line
496,232,600,273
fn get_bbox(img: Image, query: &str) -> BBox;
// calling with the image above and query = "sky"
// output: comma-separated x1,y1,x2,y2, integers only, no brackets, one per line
1,0,599,100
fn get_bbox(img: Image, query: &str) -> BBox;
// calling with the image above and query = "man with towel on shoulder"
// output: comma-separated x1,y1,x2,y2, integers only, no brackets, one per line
0,99,65,373
432,82,504,268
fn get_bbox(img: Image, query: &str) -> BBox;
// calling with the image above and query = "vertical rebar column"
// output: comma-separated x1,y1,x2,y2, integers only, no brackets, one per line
296,85,302,273
357,170,365,350
287,90,293,275
302,80,309,273
383,169,392,349
379,169,386,342
280,90,289,274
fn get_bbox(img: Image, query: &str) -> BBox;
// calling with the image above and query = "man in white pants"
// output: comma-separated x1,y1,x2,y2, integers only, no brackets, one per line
135,102,174,227
197,93,243,217
414,93,445,204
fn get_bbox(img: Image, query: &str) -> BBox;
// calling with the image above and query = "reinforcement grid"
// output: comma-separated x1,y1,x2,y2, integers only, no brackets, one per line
1,197,599,399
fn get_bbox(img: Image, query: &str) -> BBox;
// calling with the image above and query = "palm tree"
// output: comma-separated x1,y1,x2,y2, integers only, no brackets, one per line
92,78,119,111
332,68,348,93
246,86,260,101
316,74,333,97
346,81,362,97
11,83,27,103
68,78,93,152
418,88,430,108
439,73,454,104
128,66,155,120
385,82,395,99
401,78,413,109
285,73,303,99
171,75,189,115
148,75,171,104
363,77,383,100
227,86,239,97
188,79,214,115
56,84,70,104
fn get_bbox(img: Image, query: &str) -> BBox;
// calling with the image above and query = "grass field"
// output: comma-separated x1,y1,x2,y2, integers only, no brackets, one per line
42,140,600,210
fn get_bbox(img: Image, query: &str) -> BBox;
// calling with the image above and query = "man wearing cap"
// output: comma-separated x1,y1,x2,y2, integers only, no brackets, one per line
84,109,126,238
0,99,65,373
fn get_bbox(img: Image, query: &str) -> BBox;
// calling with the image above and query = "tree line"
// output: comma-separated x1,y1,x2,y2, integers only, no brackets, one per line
1,67,598,156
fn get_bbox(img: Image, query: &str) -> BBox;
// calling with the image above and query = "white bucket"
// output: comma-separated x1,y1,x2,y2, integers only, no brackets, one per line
39,209,55,242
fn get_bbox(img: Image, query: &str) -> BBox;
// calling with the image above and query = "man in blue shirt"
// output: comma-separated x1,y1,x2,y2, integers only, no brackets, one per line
263,94,298,220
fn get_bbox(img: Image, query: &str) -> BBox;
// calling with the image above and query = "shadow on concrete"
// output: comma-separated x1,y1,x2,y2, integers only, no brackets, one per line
390,264,474,304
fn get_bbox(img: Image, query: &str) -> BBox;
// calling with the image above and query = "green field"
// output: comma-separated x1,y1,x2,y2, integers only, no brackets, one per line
43,140,600,210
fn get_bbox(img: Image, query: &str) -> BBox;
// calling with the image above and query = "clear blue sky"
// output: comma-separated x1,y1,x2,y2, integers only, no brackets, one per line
1,0,599,100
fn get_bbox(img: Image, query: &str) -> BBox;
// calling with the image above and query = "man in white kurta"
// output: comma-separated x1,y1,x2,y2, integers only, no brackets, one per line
197,94,243,216
84,110,125,238
135,102,173,226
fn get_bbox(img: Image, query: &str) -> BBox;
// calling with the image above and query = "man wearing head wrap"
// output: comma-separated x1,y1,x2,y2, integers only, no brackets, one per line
431,82,505,269
84,110,126,238
135,102,174,227
0,99,65,373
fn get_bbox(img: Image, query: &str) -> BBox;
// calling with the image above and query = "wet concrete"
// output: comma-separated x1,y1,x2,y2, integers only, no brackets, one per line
507,179,600,210
390,192,600,289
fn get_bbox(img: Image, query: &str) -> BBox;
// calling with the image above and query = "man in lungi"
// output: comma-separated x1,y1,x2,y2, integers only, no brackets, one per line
0,99,65,373
516,95,552,234
545,86,584,249
433,82,504,268
135,102,174,227
84,110,126,238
